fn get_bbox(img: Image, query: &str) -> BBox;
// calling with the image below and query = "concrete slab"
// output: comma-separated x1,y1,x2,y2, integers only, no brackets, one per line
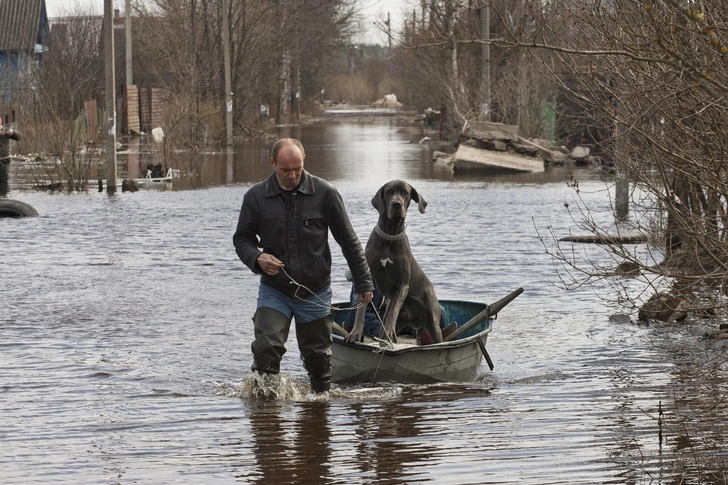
466,121,520,142
453,144,544,173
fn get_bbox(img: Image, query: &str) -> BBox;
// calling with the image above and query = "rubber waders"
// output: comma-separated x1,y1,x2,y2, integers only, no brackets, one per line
250,307,292,374
296,313,334,393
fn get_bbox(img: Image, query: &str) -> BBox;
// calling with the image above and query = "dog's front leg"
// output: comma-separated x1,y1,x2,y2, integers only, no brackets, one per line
382,284,409,343
344,303,367,343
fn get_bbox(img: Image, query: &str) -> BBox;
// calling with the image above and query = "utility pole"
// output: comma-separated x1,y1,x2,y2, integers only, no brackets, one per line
105,0,117,193
125,0,132,85
386,12,391,49
222,0,233,147
480,0,490,121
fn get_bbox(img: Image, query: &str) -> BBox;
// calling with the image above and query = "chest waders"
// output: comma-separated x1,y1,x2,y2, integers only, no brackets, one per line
251,307,334,393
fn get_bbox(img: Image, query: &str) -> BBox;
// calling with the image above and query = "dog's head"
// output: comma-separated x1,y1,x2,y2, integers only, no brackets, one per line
372,180,427,221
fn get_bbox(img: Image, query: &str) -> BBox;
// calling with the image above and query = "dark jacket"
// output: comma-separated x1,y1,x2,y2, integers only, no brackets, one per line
233,170,374,298
0,129,21,163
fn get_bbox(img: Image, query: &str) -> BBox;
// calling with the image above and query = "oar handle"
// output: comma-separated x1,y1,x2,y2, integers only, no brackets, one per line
332,322,349,338
443,287,523,342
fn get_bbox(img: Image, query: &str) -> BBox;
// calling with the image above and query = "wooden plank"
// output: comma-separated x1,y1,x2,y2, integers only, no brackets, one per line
150,88,165,129
84,99,99,144
124,85,140,134
140,85,151,132
559,234,646,244
139,86,167,133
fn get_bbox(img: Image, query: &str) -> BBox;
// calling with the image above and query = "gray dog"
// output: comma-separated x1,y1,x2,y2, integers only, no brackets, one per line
345,180,443,344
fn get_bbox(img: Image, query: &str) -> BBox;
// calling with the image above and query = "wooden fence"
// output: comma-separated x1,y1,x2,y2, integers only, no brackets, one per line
119,84,167,137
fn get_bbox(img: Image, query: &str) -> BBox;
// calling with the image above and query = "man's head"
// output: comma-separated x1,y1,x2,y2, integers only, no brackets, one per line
270,138,305,190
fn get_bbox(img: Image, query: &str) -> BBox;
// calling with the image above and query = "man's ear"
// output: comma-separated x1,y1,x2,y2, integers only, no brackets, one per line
371,185,386,215
410,186,427,214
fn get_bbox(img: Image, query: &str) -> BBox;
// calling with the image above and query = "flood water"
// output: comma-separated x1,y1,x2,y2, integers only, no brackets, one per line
3,116,728,484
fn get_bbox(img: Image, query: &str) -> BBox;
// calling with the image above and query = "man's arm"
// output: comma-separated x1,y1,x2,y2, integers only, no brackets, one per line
327,189,375,295
233,192,264,274
2,128,20,141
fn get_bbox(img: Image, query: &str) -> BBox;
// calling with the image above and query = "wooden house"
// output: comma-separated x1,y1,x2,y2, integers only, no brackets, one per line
0,0,48,122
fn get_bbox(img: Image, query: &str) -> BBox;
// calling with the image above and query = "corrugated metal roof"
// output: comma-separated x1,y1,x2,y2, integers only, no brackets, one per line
0,0,46,52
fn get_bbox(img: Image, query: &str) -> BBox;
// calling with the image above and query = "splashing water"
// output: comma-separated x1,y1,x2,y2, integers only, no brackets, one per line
240,372,310,401
215,372,405,402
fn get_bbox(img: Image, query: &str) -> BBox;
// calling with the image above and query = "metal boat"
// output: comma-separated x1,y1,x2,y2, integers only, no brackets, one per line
330,288,522,385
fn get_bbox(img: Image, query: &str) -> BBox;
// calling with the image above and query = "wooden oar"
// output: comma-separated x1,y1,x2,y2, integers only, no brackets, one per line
332,322,349,338
443,287,523,342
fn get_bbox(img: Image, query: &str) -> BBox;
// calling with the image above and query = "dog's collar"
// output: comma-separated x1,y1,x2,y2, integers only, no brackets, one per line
375,224,407,241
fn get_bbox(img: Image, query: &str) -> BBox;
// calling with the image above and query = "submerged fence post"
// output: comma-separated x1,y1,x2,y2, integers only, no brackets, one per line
614,119,629,219
615,171,629,220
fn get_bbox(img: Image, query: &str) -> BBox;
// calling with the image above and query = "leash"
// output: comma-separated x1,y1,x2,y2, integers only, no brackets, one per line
368,300,396,343
280,267,365,312
281,267,396,385
281,267,397,342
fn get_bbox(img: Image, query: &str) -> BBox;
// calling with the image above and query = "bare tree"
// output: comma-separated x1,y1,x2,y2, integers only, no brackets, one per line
392,0,728,318
18,13,104,190
392,0,557,138
131,0,357,150
481,0,728,318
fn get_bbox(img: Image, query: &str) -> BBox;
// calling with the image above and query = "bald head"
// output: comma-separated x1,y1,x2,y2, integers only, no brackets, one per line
270,138,305,164
270,138,305,190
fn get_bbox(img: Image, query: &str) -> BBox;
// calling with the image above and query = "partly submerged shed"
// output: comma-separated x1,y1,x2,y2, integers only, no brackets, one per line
0,0,49,117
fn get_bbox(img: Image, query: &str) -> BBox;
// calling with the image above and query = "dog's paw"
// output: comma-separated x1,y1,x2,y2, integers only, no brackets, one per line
344,329,364,343
381,328,398,343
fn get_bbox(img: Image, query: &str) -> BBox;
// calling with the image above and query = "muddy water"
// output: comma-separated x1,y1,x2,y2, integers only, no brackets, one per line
2,117,728,483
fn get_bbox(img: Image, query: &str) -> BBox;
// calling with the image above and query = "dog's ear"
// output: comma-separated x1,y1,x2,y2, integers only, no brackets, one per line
410,186,427,214
371,185,386,214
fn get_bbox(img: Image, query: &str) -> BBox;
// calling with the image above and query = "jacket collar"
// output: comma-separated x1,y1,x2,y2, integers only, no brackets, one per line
264,169,315,197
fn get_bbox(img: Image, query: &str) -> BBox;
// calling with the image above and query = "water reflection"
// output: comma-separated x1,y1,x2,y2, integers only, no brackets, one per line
239,385,497,484
348,399,431,482
4,116,728,483
345,385,489,483
4,117,602,194
246,401,332,484
165,120,599,190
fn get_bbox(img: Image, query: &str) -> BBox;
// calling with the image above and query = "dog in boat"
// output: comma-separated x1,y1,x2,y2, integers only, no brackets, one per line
345,180,443,344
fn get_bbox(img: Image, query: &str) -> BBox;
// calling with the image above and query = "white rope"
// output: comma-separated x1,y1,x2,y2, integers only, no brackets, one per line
280,267,365,312
280,267,396,385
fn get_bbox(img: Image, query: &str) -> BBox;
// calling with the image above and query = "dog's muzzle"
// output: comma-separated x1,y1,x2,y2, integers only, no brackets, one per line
389,200,406,218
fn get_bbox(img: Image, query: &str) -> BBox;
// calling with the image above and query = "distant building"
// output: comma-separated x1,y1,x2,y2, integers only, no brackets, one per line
0,0,49,122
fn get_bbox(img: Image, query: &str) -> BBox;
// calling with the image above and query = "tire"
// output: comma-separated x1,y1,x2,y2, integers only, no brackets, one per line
0,199,39,218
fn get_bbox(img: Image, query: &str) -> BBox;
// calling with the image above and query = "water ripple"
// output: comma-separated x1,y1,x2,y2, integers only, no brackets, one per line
2,122,727,483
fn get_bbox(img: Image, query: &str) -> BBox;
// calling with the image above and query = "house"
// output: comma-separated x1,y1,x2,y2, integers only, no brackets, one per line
0,0,49,123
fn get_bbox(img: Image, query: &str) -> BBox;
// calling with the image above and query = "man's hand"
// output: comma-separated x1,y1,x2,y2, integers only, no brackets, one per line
257,253,284,275
358,291,374,304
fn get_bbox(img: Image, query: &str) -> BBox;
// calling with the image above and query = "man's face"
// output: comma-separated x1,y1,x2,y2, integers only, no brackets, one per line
272,145,304,190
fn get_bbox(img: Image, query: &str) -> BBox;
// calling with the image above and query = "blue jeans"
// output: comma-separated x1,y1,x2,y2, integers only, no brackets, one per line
256,284,332,324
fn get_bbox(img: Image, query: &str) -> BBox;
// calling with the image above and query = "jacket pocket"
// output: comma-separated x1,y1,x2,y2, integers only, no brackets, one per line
300,217,327,256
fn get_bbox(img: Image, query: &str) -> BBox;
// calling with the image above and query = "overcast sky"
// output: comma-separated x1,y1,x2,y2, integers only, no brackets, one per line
43,0,406,45
45,0,100,17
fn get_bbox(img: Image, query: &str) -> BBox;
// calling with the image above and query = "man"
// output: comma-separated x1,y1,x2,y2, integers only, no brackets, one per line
233,138,374,393
0,118,21,189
